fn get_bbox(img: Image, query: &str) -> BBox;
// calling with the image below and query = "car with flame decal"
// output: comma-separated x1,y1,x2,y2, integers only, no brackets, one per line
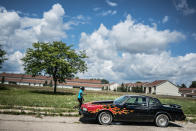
80,95,186,127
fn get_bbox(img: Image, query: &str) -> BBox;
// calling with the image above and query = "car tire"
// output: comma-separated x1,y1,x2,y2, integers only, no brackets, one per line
98,111,113,125
155,114,169,127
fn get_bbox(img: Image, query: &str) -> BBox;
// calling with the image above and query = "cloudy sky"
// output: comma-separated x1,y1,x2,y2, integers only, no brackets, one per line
0,0,196,85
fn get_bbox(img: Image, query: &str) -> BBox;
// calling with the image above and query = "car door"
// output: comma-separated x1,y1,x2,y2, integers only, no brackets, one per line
133,97,150,121
123,96,138,121
147,97,162,121
124,96,150,122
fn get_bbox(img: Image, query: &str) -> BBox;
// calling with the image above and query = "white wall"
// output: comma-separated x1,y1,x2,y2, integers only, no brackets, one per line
17,82,29,86
85,87,102,91
109,83,119,91
57,85,73,89
4,82,8,84
156,81,180,96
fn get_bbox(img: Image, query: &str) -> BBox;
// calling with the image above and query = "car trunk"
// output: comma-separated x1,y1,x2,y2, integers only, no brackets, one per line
162,104,181,109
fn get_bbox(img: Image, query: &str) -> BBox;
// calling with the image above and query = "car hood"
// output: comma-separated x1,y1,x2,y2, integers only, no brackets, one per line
91,100,114,105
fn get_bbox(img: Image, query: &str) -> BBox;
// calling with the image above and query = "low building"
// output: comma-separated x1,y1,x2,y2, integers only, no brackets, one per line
108,82,119,91
0,73,106,91
125,82,148,92
179,88,196,97
144,80,180,96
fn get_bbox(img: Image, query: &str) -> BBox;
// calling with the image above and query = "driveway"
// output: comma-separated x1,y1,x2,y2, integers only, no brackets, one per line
0,114,195,131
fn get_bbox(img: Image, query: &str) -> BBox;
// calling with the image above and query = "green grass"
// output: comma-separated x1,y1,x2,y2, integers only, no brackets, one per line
0,84,118,109
160,98,196,115
0,84,196,116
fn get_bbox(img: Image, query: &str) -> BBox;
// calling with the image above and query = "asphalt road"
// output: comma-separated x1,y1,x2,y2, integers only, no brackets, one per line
0,114,196,131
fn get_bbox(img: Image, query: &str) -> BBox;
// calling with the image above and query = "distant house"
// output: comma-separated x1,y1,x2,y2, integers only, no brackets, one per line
0,73,107,91
179,88,196,98
108,82,119,91
143,80,180,96
125,82,148,92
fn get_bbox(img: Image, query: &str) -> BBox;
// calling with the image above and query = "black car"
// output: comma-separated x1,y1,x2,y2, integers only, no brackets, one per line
80,95,186,127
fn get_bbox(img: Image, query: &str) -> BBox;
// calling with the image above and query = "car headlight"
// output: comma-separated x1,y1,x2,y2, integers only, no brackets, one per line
83,107,87,111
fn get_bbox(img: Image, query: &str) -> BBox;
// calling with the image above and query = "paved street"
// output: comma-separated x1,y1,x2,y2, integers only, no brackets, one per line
0,114,196,131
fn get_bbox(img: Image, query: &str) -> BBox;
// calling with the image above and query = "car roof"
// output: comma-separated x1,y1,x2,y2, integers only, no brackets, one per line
123,95,155,99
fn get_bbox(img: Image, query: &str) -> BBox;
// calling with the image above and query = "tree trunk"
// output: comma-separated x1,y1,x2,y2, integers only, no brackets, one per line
54,79,57,94
53,65,58,94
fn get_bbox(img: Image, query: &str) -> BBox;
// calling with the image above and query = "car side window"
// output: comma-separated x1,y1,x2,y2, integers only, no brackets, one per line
137,97,147,106
125,97,137,105
149,98,160,106
125,97,147,106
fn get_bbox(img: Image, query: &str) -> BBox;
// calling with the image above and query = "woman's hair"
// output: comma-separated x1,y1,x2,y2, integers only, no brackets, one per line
81,86,85,90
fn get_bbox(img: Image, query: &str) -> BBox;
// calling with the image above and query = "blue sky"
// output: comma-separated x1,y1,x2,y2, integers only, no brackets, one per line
0,0,196,85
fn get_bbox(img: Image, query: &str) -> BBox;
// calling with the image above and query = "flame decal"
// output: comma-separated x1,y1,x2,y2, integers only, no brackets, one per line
88,105,134,115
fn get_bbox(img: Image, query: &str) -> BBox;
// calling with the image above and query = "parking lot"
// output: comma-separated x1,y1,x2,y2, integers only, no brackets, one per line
0,114,196,131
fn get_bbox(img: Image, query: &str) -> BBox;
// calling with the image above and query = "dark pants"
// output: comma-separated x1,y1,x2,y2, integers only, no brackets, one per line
78,98,83,108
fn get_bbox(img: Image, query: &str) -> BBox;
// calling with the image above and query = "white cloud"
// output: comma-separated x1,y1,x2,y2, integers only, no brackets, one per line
1,51,25,73
0,3,67,52
110,15,185,53
192,33,196,40
162,16,169,23
0,3,88,52
106,0,118,7
173,0,195,15
100,10,117,16
0,3,88,73
78,14,195,85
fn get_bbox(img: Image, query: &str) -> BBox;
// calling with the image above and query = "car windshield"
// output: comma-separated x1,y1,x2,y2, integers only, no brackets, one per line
113,96,129,105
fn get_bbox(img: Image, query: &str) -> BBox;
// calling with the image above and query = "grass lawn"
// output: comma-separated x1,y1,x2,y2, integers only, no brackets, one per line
0,84,196,116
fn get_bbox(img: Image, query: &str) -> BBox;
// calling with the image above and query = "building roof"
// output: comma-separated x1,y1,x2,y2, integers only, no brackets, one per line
179,88,196,91
179,88,196,96
125,82,148,87
0,73,52,80
66,79,102,84
60,82,106,88
0,73,105,88
144,80,167,87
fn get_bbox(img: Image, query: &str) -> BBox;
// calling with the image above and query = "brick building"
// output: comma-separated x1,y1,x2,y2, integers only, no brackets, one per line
0,73,107,91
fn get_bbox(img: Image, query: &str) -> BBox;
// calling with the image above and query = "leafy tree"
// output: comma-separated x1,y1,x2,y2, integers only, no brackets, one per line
190,81,196,88
101,79,109,84
22,41,87,93
1,76,5,84
43,80,48,86
132,87,143,93
118,83,127,92
0,45,7,68
49,80,53,87
180,83,187,88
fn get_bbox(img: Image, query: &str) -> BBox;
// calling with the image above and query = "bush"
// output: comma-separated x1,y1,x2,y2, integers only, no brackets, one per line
132,86,144,93
117,83,129,92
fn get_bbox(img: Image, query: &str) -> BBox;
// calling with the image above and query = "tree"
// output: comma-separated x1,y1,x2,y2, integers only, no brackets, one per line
190,81,196,88
22,41,87,93
1,76,5,84
180,83,187,88
0,45,7,68
101,79,109,84
118,83,127,92
43,80,48,86
132,87,143,93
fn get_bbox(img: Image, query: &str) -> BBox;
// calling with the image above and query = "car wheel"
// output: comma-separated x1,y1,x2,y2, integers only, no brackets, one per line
98,111,112,125
155,114,169,127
